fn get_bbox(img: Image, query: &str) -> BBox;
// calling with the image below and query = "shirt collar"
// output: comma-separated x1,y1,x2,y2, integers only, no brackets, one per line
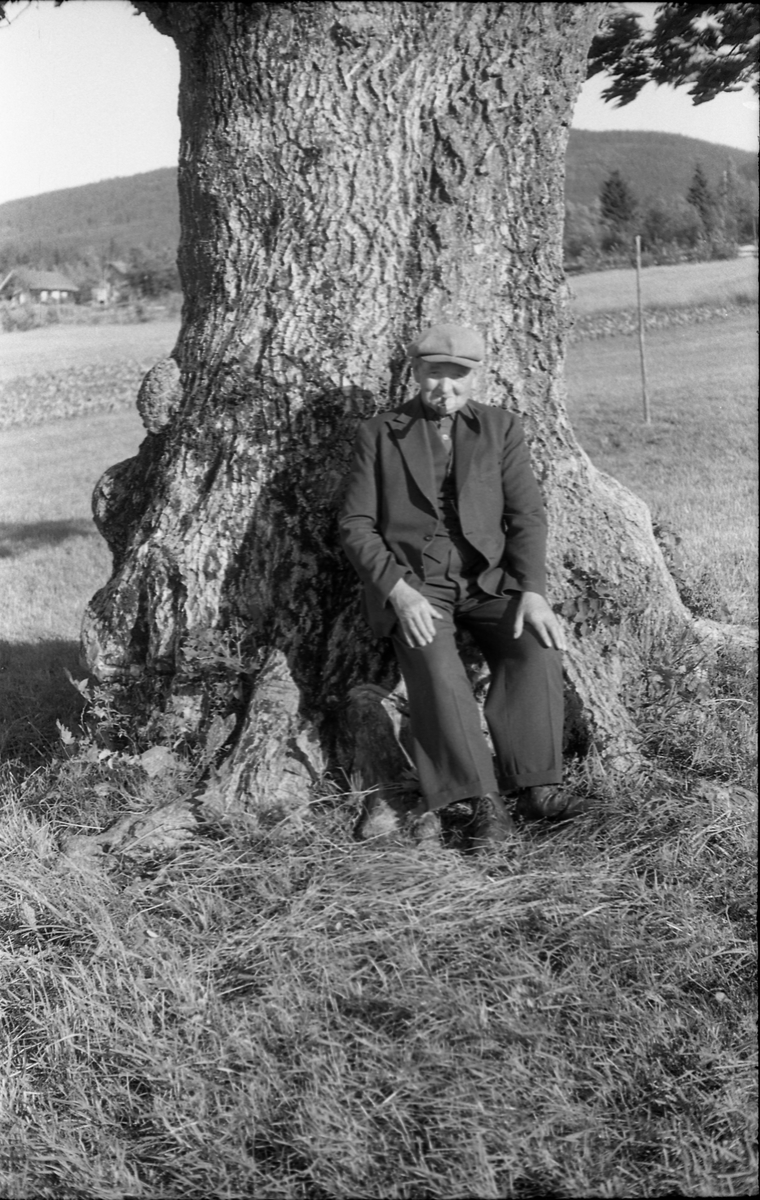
414,395,477,424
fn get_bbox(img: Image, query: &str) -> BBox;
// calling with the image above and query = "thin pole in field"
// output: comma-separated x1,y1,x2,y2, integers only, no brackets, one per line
635,234,651,424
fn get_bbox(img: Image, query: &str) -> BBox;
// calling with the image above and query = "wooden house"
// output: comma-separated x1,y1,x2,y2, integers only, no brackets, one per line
0,268,79,305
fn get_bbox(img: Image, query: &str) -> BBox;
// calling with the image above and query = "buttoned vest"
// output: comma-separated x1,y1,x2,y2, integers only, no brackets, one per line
423,419,483,574
430,426,463,539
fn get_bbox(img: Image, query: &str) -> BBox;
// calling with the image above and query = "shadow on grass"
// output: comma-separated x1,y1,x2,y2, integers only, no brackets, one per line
0,638,86,765
0,520,97,559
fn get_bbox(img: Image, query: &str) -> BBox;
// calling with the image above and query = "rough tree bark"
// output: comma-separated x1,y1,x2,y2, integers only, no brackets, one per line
78,1,705,841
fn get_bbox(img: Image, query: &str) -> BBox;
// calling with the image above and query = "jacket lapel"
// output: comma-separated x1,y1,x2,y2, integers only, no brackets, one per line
390,398,438,514
453,402,482,498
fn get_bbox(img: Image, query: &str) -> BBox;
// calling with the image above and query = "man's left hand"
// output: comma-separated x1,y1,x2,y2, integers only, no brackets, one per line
513,591,566,651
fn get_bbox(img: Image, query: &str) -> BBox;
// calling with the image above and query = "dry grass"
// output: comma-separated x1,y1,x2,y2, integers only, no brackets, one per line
0,748,756,1198
568,257,759,316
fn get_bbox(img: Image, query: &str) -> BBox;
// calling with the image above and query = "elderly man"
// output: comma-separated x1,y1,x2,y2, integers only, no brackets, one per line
339,323,570,850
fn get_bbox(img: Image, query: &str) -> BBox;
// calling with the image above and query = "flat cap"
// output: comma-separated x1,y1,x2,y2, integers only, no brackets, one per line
407,323,485,369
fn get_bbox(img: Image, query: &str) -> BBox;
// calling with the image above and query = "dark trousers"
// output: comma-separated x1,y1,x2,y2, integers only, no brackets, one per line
391,545,563,812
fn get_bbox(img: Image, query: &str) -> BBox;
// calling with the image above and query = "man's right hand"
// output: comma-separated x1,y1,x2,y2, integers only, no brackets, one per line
388,579,444,648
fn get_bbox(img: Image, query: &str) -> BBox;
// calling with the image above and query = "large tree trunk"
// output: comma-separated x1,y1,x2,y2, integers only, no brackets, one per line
81,1,692,831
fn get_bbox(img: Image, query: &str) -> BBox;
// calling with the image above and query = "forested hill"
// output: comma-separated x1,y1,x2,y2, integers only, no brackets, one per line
0,130,756,273
0,170,180,274
566,129,757,209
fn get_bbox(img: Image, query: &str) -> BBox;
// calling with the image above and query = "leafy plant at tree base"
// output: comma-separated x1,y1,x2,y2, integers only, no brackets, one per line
633,632,757,784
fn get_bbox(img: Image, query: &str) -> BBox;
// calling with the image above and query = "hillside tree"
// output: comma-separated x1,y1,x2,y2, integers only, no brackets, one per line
563,201,602,267
126,246,181,298
641,196,702,253
715,157,758,244
599,169,638,248
0,0,753,849
686,161,717,234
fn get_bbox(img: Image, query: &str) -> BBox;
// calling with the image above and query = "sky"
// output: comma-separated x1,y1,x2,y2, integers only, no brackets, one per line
0,0,757,206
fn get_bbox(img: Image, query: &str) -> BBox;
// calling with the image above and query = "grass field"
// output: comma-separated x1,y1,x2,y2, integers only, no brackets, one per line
566,312,758,626
0,409,145,641
0,280,757,1198
1,310,754,646
569,256,758,315
0,319,181,383
0,320,181,429
0,408,146,758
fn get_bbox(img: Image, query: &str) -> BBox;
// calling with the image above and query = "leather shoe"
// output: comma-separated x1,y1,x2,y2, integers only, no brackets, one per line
469,792,518,851
515,786,590,822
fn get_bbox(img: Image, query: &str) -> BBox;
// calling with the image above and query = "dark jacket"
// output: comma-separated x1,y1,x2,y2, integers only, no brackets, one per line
339,396,548,637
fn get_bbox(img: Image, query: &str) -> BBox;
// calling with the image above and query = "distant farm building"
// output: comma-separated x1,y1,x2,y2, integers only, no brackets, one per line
0,268,79,305
91,260,132,306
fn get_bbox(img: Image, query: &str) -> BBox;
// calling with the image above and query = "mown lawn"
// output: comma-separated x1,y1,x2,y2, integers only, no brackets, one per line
0,408,145,640
568,256,758,316
565,313,757,626
0,319,181,383
0,408,146,759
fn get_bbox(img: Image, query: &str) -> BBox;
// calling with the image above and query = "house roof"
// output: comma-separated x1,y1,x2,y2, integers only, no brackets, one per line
5,268,79,292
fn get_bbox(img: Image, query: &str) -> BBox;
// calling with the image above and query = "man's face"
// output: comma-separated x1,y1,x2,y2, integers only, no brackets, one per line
413,359,476,416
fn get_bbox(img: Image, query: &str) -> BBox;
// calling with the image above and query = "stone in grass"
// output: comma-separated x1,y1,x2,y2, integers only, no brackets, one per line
139,744,180,778
60,799,200,867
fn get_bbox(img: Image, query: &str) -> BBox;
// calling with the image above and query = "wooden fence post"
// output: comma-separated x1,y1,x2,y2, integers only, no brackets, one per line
635,235,651,425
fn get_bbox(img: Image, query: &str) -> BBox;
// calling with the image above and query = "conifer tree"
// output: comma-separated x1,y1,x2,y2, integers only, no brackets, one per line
599,170,638,248
716,158,743,243
600,170,637,227
686,162,716,234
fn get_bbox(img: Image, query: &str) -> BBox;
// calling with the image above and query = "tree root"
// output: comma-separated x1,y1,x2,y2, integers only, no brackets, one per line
692,617,757,652
60,798,202,867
